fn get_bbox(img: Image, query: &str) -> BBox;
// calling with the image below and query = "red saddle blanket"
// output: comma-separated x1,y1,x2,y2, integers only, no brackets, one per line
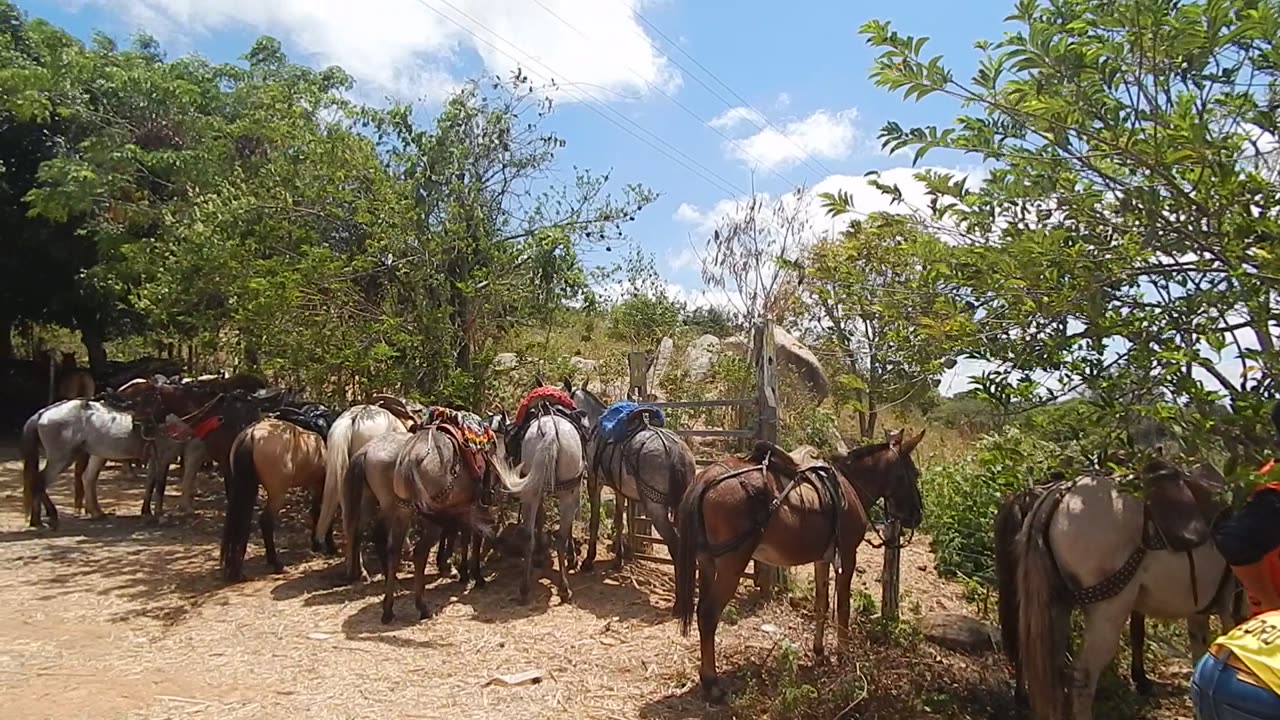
514,387,576,427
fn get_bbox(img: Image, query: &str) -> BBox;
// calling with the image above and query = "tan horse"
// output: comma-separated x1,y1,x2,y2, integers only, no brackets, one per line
673,432,926,703
55,353,96,400
221,418,327,582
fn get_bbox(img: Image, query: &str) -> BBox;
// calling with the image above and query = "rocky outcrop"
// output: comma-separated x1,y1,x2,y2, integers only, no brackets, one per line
773,326,830,399
646,337,674,393
569,356,598,376
492,353,519,371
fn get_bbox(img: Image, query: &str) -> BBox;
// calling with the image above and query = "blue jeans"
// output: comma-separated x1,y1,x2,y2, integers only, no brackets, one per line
1192,651,1280,719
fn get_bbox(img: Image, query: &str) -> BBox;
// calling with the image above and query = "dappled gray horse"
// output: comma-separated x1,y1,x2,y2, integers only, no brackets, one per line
567,381,697,572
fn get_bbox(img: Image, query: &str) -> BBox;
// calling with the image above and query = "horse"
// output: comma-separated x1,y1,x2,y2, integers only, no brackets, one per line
567,380,696,573
340,416,521,624
312,401,415,555
673,431,927,703
995,475,1155,706
55,353,95,401
21,381,204,528
495,395,588,605
221,413,331,582
1015,459,1240,720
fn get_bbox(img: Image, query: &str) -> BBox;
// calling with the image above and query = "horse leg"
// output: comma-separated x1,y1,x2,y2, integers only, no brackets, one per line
309,489,325,553
469,525,486,589
698,549,754,704
343,503,365,584
583,471,603,573
436,528,454,578
179,440,205,514
1186,613,1211,664
33,453,75,530
835,553,856,659
519,498,540,605
80,455,108,521
645,498,679,565
261,494,287,574
413,522,442,620
813,560,831,659
556,487,580,602
612,492,628,568
381,514,409,624
73,453,88,513
1129,613,1151,695
1068,598,1132,720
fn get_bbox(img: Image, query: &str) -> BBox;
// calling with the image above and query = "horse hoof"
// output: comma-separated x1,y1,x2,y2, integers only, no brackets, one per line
1135,679,1153,696
581,559,595,574
417,605,434,621
473,576,487,590
271,564,286,575
702,678,726,705
141,514,158,526
381,608,395,625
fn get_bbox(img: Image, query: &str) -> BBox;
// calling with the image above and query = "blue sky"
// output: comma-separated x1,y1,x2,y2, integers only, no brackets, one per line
15,0,1034,392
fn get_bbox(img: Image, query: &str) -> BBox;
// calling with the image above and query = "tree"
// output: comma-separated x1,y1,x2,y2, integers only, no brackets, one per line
799,211,972,437
861,0,1280,464
700,185,809,325
607,246,684,349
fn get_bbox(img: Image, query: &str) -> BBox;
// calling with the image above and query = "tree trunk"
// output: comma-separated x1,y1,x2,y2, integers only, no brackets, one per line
80,325,108,376
0,314,12,359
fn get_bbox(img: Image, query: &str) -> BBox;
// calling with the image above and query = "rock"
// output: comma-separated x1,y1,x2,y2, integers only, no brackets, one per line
569,356,598,376
773,326,830,400
683,334,721,381
920,612,998,655
646,337,674,393
492,353,519,371
722,334,750,357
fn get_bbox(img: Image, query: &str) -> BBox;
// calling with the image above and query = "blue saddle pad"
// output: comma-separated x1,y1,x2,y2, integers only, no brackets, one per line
599,401,666,443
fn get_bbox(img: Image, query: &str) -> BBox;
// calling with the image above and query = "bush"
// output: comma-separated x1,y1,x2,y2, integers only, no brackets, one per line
921,426,1061,585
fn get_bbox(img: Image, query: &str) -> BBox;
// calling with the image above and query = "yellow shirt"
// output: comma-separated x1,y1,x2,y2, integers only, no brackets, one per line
1213,609,1280,694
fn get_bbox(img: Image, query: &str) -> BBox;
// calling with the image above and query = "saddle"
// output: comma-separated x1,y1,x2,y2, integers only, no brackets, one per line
271,403,336,437
507,391,586,464
1141,460,1224,552
599,401,666,445
371,393,420,427
393,422,488,513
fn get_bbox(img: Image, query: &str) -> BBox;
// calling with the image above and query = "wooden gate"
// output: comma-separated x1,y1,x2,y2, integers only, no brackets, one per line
619,319,779,587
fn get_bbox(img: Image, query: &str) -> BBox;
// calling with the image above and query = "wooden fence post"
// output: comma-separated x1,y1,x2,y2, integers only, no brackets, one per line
751,318,786,597
627,350,649,401
880,520,902,620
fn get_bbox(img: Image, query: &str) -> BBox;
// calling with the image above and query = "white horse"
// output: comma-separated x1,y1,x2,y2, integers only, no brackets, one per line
313,404,411,552
497,409,587,604
22,398,205,528
1017,463,1239,720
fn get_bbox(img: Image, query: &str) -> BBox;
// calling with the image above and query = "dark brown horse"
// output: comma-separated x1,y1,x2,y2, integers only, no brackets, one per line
674,432,926,702
221,416,330,582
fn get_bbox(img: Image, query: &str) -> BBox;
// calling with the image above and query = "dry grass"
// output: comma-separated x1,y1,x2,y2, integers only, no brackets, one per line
0,443,1195,720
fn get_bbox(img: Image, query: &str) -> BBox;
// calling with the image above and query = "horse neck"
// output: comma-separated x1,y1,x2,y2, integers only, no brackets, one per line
837,454,892,510
572,390,606,426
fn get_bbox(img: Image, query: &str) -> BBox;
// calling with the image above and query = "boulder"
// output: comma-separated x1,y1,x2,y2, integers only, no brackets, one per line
722,334,750,357
683,334,722,381
569,356,598,376
646,337,674,392
492,353,519,371
773,326,830,400
920,612,998,655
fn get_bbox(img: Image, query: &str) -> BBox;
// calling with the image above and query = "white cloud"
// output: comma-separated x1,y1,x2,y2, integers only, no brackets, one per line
667,247,702,272
73,0,679,103
725,108,860,171
775,92,790,109
708,106,765,131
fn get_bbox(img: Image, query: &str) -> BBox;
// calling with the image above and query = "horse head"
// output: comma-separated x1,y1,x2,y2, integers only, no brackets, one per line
833,428,926,529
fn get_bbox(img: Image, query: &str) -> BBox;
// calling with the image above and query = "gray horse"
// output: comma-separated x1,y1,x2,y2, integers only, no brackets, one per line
566,380,697,573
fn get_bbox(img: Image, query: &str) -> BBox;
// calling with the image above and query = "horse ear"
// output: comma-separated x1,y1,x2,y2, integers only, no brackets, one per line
1189,462,1226,490
562,376,574,393
885,429,904,448
900,428,926,455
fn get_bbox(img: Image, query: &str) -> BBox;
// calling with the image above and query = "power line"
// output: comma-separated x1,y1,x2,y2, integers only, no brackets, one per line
528,0,808,192
621,1,839,179
407,0,749,198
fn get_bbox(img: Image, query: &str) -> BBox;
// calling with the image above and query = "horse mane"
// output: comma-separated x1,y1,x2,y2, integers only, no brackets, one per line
843,441,892,461
745,440,801,478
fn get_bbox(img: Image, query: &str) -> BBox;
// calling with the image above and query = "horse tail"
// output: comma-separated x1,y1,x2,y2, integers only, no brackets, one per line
21,411,43,520
674,475,703,636
316,413,353,546
993,491,1026,669
1018,490,1070,720
496,422,553,497
222,429,260,582
668,435,695,510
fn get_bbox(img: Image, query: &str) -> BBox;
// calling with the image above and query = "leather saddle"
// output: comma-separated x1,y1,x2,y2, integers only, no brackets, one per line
371,393,420,428
393,423,487,512
1141,459,1224,552
271,403,336,437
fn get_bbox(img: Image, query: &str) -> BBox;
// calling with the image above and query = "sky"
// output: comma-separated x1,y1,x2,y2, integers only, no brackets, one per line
13,0,1054,393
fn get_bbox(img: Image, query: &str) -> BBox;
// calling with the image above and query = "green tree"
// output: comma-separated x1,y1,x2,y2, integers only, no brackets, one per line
607,246,684,349
799,211,971,437
861,0,1280,464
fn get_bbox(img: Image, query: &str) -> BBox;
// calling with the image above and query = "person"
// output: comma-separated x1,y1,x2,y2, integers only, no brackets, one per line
1192,401,1280,718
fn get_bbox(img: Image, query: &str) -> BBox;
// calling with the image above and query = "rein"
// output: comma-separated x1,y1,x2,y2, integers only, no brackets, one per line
864,501,917,550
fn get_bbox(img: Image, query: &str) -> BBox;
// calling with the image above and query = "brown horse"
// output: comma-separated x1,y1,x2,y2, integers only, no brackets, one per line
673,431,926,703
221,417,328,582
55,353,95,400
341,421,522,624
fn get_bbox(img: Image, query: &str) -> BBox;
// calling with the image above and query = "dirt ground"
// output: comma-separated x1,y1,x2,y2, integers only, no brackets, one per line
0,447,1195,719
